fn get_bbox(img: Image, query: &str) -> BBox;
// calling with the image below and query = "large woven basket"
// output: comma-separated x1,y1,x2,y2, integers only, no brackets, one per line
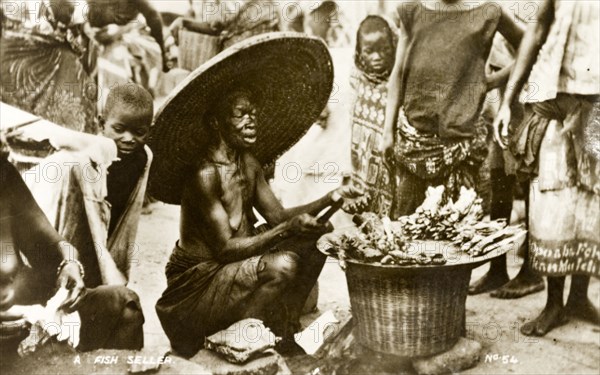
178,28,221,71
345,260,471,357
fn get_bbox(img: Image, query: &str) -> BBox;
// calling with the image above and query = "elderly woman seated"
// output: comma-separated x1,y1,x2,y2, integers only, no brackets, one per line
149,33,361,357
6,84,154,288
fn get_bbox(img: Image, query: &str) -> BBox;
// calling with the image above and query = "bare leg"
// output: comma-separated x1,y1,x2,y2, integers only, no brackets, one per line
490,239,544,299
469,169,512,294
281,238,327,326
469,255,510,295
277,242,326,356
142,193,155,215
565,275,600,325
521,276,568,336
491,180,544,298
241,237,326,354
242,251,299,323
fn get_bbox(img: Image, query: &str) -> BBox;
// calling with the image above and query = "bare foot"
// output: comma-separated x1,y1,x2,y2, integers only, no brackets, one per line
521,305,568,336
468,271,509,295
490,274,545,299
564,298,600,325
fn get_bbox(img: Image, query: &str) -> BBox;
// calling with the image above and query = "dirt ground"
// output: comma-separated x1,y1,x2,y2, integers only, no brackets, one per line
130,197,599,375
5,48,597,375
3,196,598,375
125,48,600,373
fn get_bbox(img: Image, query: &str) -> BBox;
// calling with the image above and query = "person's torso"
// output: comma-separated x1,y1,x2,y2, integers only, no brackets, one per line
179,156,257,262
0,158,27,272
523,0,600,102
0,161,16,249
399,1,500,138
106,148,147,237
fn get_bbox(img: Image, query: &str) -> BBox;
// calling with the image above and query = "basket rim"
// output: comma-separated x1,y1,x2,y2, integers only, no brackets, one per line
318,232,525,270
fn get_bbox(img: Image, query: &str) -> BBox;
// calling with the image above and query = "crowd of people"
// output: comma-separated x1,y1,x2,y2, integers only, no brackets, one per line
0,0,598,369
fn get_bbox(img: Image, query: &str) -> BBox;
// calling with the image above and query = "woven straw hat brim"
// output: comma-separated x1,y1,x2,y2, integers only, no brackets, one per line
148,32,333,204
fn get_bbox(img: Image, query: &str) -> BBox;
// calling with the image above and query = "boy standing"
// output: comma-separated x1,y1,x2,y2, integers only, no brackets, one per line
101,84,153,238
381,0,523,216
469,34,545,298
21,83,154,287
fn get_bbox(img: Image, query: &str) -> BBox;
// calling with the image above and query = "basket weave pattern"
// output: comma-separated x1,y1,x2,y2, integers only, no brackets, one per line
346,262,470,357
149,33,333,204
178,29,221,71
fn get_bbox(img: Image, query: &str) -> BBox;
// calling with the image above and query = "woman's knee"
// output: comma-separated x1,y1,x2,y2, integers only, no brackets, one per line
260,251,299,285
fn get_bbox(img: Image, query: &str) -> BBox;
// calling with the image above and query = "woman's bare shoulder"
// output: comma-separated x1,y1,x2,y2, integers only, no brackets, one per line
242,152,262,171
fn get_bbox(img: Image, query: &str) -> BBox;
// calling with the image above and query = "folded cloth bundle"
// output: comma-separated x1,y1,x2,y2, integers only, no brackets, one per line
205,319,281,364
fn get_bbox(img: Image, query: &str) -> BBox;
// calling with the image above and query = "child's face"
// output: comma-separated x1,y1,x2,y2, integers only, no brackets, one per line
359,31,394,75
101,106,151,156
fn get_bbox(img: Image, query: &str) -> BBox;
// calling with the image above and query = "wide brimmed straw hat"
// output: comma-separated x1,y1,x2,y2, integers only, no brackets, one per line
148,32,333,204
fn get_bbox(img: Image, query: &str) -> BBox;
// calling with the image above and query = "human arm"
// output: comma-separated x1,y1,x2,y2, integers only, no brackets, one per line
168,16,223,47
486,8,524,91
497,6,524,50
171,16,222,35
4,122,117,165
486,62,513,91
188,164,330,264
4,160,84,310
136,0,170,72
493,0,555,147
380,17,409,158
251,156,360,224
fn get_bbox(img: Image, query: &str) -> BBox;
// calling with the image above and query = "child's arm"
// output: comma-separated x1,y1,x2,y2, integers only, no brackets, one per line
381,19,409,157
494,0,555,147
136,0,169,72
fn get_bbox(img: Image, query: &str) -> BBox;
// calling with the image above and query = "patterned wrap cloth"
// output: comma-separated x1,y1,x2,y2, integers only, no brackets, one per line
393,109,488,217
349,16,397,217
156,234,318,358
0,2,97,133
350,76,393,216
